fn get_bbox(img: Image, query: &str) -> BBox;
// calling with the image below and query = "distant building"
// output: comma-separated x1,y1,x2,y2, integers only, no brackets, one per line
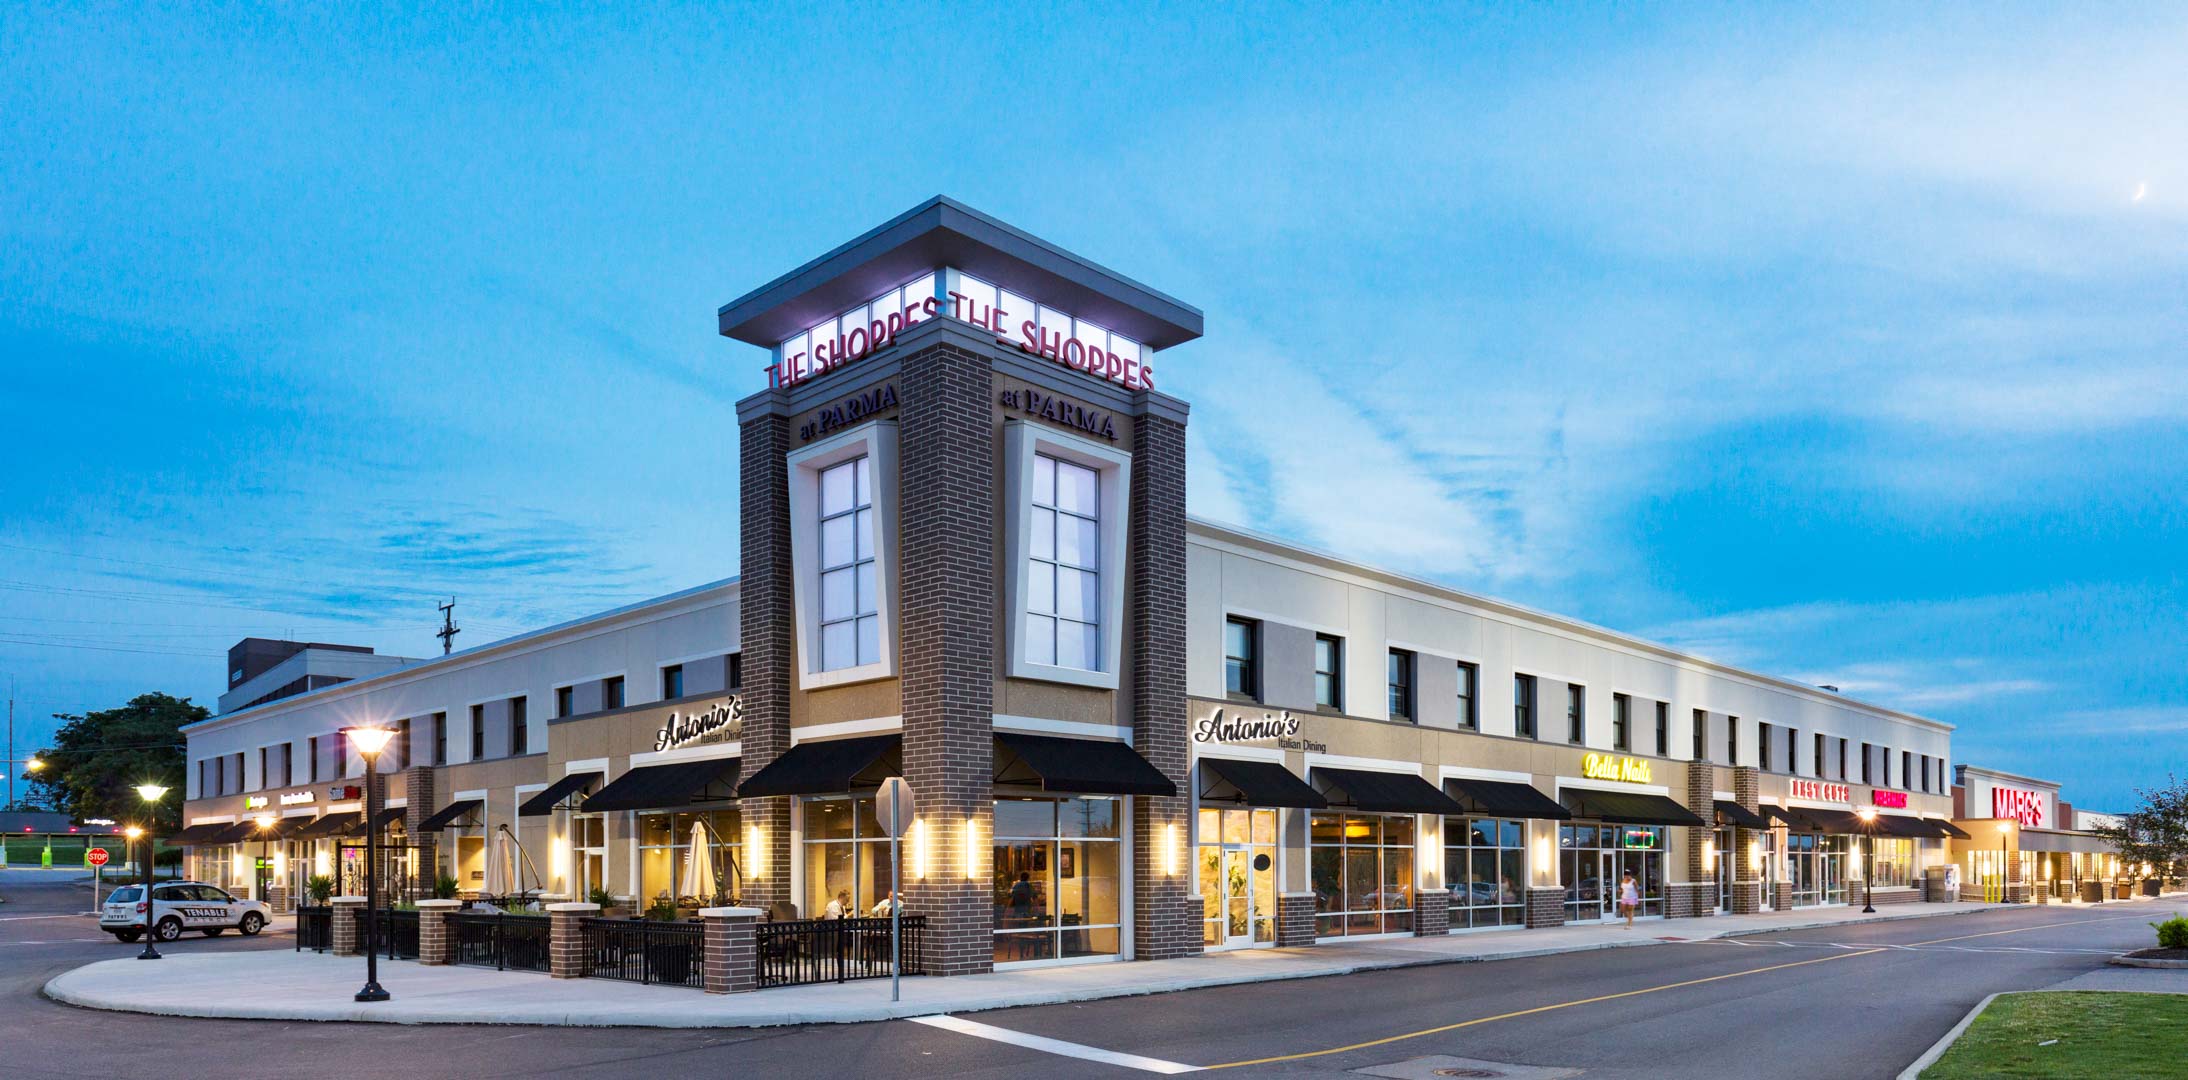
219,638,419,714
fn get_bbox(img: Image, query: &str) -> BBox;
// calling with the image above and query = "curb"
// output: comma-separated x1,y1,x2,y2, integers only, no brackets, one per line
1896,991,2005,1080
43,903,2012,1029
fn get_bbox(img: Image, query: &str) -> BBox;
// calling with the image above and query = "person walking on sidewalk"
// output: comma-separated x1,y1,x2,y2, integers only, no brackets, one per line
1618,871,1640,928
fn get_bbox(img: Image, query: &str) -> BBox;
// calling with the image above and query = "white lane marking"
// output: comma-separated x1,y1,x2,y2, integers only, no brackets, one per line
0,914,88,921
909,1014,1202,1074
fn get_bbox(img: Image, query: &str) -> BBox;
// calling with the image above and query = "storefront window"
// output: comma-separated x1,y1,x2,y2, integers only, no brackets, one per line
801,796,892,919
1197,808,1276,946
1561,823,1663,922
1443,817,1525,929
1310,812,1414,937
993,796,1123,963
638,807,741,909
1785,833,1849,906
1869,838,1913,888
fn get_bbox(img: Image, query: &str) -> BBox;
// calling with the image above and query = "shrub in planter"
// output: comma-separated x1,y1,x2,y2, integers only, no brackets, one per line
434,874,460,900
306,874,335,903
2153,916,2188,951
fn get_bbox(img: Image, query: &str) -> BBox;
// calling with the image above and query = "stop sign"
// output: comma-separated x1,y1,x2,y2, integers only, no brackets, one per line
87,848,110,867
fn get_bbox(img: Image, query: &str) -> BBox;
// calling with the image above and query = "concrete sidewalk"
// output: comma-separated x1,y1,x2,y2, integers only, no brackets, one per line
44,900,2035,1028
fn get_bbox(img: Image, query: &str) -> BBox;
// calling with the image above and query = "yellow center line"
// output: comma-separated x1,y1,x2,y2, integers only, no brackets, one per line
1201,948,1886,1070
1910,909,2178,946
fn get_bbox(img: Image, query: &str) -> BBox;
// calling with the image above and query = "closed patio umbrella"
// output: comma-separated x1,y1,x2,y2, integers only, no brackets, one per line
483,827,514,898
679,821,716,904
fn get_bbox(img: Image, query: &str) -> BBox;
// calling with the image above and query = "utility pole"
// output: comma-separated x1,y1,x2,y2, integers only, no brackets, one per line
6,679,13,811
436,598,460,656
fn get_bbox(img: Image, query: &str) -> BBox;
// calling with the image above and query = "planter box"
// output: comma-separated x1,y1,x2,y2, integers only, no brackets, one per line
2142,880,2163,897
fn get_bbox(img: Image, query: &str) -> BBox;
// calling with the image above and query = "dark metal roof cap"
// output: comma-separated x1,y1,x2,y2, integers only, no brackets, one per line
717,196,1203,351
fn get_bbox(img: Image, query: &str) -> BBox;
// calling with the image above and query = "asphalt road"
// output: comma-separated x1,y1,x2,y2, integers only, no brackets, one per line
4,867,2178,1079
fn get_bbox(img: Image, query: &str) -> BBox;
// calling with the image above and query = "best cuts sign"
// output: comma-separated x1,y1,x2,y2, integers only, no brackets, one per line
1993,787,2048,828
1789,779,1850,804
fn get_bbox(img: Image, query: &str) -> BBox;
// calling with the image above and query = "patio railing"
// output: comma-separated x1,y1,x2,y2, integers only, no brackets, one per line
295,905,332,953
755,916,924,990
375,907,421,961
449,911,551,973
581,918,706,989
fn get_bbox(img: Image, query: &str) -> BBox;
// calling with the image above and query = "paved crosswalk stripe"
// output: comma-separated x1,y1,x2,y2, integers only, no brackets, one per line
909,1014,1202,1074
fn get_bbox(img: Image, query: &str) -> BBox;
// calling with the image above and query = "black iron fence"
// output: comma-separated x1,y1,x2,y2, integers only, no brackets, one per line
296,905,332,953
581,918,706,989
756,916,924,989
375,908,421,961
449,911,551,973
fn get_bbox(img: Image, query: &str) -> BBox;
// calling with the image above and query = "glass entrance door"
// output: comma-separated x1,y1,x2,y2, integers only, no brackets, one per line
1199,808,1276,947
1600,852,1620,919
1715,828,1733,912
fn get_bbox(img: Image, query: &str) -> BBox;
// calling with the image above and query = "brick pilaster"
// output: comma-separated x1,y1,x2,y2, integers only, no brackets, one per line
1685,761,1716,885
546,901,598,979
701,906,761,994
330,896,365,956
1130,405,1198,962
416,899,459,965
1413,888,1451,936
736,395,795,916
898,342,996,976
1276,892,1317,947
1732,765,1764,913
1732,880,1764,914
403,765,438,897
1524,886,1567,928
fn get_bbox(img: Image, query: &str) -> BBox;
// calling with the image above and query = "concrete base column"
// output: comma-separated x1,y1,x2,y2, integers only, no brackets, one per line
1665,882,1712,918
268,884,289,915
1413,889,1450,936
330,896,365,956
1731,880,1764,914
1276,892,1317,947
547,901,599,979
701,906,761,994
1524,886,1566,928
416,898,459,965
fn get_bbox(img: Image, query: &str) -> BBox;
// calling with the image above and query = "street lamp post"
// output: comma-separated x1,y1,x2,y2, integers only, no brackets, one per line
1856,808,1877,913
134,784,168,959
255,814,277,904
344,725,397,1003
1997,821,2012,904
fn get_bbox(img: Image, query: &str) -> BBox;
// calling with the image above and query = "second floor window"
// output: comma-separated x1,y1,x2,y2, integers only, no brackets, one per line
1455,662,1477,728
1313,634,1342,711
1612,693,1630,752
662,664,684,700
1692,710,1706,761
1027,454,1101,671
432,713,447,766
1815,733,1826,778
1902,751,1912,790
604,675,625,709
1566,684,1585,744
555,685,575,718
509,697,528,756
308,736,320,782
819,456,879,671
470,704,485,760
1223,617,1259,699
1861,743,1872,784
1727,716,1739,765
1759,723,1774,770
1655,701,1668,756
1388,649,1415,722
1516,675,1537,739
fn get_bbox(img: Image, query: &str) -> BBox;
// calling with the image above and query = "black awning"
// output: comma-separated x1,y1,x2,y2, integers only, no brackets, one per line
369,806,408,832
1764,804,1864,834
1313,768,1465,815
1445,778,1571,820
1199,759,1326,809
172,823,230,844
585,757,742,813
518,771,602,817
738,735,901,798
290,811,363,839
1867,814,1933,838
1934,819,1971,839
206,821,258,844
1764,804,1822,830
416,799,484,831
1561,789,1707,827
1714,801,1770,829
994,733,1177,797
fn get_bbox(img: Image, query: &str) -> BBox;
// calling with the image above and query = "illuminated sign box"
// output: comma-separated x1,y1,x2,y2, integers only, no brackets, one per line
1581,753,1652,785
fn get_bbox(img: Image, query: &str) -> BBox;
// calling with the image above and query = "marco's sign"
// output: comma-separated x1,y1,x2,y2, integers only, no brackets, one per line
1580,754,1653,785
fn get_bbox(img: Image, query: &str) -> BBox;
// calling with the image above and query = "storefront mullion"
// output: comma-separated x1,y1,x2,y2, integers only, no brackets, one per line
992,794,1124,965
1309,812,1415,938
1442,817,1525,929
1196,807,1276,948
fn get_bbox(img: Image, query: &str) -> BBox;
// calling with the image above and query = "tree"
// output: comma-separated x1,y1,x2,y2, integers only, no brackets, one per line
2089,774,2188,885
29,692,201,831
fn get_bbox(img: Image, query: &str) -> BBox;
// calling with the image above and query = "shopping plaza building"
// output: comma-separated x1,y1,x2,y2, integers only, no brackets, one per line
175,198,2128,977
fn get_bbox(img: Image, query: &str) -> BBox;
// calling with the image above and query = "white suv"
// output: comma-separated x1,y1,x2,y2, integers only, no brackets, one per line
101,881,271,943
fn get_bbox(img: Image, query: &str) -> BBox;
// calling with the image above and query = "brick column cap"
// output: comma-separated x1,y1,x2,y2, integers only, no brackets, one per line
544,902,600,914
1279,891,1316,899
331,896,366,905
415,899,462,910
700,906,763,918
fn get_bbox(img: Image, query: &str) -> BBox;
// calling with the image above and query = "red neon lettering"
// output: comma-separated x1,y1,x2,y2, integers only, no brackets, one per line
922,295,940,318
945,290,966,319
1062,337,1084,369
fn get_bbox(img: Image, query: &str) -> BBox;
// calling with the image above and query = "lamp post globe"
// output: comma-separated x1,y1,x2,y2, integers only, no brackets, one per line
343,725,396,1003
134,784,168,959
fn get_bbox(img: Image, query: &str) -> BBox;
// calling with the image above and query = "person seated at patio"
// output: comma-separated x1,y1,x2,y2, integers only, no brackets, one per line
869,890,901,917
825,889,852,919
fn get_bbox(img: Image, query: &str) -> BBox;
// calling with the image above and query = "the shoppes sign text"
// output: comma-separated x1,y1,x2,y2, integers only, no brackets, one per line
654,697,743,752
1191,706,1326,753
1789,779,1850,804
999,388,1118,441
1580,754,1653,785
1871,790,1908,809
800,383,898,443
1993,786,2046,827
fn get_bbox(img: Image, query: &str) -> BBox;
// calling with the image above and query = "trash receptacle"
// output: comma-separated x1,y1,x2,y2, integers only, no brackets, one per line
2081,880,2104,903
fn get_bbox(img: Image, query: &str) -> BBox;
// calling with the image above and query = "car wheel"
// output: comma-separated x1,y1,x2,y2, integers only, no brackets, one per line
113,930,142,943
238,912,265,936
154,917,184,942
202,927,224,937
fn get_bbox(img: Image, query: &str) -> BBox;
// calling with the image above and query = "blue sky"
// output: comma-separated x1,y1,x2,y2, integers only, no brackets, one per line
2,4,2182,809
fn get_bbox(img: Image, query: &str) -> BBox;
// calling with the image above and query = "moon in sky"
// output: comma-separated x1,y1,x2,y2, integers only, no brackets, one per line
2133,182,2148,202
